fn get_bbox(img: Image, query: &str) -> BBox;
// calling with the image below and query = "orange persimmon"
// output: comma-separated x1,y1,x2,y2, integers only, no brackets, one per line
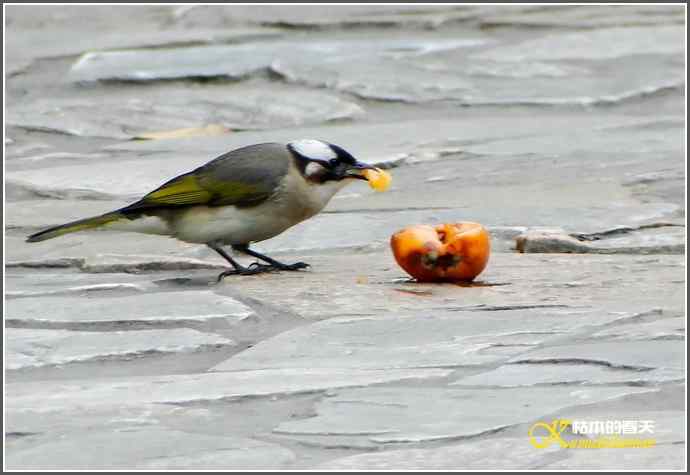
390,222,491,282
362,168,392,192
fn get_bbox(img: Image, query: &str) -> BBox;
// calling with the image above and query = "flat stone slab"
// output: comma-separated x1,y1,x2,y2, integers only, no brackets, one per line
542,444,683,470
4,269,156,297
6,3,283,61
173,4,482,29
321,436,683,470
209,253,684,324
508,340,685,371
515,226,685,254
274,386,653,445
319,386,685,470
5,290,253,328
476,4,683,29
6,254,225,274
5,428,296,470
68,38,482,84
6,328,235,370
5,233,225,273
590,316,685,341
272,26,683,104
6,367,451,411
7,84,363,140
211,308,640,372
452,363,683,388
558,385,685,444
476,26,683,62
319,437,559,470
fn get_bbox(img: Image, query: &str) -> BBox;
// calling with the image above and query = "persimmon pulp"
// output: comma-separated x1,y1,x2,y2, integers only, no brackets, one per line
390,222,491,283
362,168,392,192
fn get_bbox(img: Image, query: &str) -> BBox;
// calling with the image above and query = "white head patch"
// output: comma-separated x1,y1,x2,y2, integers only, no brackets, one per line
304,161,326,178
289,139,337,161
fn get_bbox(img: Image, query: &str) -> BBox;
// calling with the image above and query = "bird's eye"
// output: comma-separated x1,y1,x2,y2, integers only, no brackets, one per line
329,158,339,167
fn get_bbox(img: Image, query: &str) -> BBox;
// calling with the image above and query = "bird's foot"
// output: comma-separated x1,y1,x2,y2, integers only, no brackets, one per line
216,261,309,281
264,261,310,272
216,266,263,281
246,261,310,272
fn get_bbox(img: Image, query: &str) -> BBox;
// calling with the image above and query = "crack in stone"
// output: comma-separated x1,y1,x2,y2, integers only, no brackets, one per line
4,318,232,332
571,222,685,242
5,431,41,439
448,304,573,312
6,258,224,273
508,358,655,372
6,344,236,371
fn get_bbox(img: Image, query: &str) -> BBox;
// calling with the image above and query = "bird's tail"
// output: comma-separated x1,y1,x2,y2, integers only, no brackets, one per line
26,211,126,243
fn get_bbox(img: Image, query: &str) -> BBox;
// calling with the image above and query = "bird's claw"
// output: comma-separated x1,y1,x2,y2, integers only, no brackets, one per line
246,261,310,272
216,269,239,282
217,265,269,281
217,261,310,281
281,261,310,271
246,262,276,272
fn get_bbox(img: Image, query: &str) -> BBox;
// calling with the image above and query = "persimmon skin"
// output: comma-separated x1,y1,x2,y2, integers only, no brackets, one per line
390,222,491,283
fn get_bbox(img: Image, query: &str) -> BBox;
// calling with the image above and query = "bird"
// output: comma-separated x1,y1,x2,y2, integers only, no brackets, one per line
26,140,380,281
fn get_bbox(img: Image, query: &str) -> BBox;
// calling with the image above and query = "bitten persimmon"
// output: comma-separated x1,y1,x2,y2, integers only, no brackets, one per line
390,222,491,282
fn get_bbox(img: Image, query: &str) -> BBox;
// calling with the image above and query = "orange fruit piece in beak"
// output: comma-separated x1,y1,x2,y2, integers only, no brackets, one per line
362,167,392,192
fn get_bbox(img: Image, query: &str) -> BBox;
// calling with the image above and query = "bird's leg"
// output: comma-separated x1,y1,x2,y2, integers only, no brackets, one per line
232,244,310,272
207,242,263,281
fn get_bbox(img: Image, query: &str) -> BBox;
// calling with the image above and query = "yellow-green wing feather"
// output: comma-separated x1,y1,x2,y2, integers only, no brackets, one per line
141,174,213,206
127,143,291,211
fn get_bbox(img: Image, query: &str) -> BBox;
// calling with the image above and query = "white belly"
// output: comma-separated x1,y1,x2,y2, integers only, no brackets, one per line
170,201,300,244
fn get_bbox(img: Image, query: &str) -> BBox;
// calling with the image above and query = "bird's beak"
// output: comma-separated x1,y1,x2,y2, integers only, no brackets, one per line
343,161,377,180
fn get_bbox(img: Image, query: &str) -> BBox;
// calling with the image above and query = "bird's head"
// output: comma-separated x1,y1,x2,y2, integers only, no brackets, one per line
288,139,376,185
